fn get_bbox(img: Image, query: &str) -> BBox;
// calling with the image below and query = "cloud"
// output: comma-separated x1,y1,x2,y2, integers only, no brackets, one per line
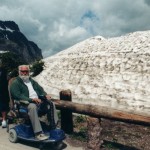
0,0,150,58
144,0,150,6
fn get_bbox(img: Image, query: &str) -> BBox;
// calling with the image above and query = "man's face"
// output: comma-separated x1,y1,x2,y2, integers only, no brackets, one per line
19,66,30,82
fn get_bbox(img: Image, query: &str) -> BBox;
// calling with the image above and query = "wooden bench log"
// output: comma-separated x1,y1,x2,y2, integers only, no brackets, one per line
51,99,150,126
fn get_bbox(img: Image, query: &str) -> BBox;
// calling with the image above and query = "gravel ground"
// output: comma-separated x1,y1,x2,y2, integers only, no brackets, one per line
1,117,149,150
64,117,150,150
0,125,84,150
100,119,150,150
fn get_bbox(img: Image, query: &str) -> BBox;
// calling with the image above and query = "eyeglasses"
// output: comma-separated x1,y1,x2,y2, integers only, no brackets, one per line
20,70,29,73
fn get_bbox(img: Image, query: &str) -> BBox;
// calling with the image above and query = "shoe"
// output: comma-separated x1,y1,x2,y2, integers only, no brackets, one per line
56,142,64,149
2,120,6,128
35,133,49,141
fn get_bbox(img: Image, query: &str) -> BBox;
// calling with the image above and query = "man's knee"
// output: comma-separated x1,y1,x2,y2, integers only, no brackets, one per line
28,103,37,110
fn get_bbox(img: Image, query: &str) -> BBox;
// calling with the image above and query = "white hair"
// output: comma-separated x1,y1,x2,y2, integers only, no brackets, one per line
18,65,30,71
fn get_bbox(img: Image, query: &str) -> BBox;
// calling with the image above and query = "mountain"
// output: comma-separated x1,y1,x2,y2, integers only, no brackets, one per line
35,30,150,117
0,20,42,63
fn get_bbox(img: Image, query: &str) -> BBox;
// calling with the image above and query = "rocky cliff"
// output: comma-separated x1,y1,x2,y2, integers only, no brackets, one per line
35,30,150,117
0,21,42,63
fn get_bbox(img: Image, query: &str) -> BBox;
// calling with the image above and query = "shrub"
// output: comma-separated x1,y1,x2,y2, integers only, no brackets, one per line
0,51,24,77
30,60,44,77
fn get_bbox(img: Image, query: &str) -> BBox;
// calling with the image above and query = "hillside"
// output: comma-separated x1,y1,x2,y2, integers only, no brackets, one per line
35,30,150,117
0,20,42,63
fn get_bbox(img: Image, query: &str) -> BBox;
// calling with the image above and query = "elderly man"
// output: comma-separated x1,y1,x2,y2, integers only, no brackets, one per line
10,65,58,141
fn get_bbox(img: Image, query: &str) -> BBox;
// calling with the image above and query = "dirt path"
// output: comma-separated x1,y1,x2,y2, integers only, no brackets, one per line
0,127,84,150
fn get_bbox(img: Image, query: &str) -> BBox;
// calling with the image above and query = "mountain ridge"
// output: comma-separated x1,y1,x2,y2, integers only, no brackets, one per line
0,20,42,63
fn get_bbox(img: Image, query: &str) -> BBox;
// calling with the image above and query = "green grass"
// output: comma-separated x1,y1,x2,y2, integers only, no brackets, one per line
70,115,87,142
74,115,87,123
70,127,87,142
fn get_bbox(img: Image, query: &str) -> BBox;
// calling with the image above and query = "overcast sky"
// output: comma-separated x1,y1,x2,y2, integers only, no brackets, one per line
0,0,150,58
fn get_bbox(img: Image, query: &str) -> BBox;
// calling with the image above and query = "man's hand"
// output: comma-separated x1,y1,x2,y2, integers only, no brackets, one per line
32,98,42,104
46,94,51,100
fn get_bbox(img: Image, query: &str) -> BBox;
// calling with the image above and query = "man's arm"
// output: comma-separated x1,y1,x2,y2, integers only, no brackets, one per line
31,79,52,100
10,79,32,102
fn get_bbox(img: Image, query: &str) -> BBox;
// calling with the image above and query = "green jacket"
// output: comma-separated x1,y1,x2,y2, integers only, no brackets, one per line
10,77,47,102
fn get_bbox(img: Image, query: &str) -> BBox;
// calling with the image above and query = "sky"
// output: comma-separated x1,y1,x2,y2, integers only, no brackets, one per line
0,0,150,58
